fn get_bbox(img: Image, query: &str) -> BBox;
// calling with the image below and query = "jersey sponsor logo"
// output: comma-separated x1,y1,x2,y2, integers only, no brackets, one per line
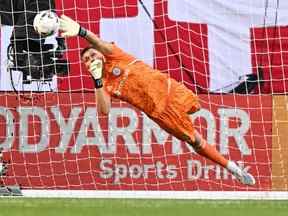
112,67,121,76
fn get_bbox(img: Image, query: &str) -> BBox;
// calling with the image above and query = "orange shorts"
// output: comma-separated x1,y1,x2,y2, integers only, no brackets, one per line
151,81,200,143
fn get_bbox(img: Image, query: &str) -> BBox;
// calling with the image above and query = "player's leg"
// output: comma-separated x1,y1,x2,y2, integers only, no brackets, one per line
154,110,255,185
191,130,256,185
155,81,255,185
192,130,228,167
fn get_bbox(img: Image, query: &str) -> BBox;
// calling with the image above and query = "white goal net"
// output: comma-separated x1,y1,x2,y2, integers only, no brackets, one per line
0,0,288,199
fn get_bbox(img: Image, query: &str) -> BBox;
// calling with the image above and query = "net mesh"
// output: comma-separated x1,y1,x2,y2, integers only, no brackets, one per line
0,0,288,193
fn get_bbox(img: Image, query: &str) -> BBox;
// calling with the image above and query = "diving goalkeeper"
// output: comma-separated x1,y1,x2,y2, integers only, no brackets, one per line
59,15,255,186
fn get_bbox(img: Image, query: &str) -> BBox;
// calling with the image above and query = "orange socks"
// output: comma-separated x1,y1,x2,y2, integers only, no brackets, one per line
196,140,228,168
193,131,228,168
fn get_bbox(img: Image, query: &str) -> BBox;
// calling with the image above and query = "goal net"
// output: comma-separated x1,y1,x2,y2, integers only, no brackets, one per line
0,0,288,199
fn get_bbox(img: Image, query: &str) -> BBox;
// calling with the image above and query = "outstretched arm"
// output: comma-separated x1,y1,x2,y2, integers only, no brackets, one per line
59,15,113,54
84,30,113,55
59,14,111,115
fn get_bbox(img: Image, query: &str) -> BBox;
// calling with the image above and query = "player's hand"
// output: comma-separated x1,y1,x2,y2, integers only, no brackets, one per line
59,15,88,37
89,59,103,88
89,59,103,80
59,15,80,37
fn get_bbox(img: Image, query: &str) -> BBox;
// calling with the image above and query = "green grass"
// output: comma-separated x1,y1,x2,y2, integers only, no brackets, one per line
0,198,287,216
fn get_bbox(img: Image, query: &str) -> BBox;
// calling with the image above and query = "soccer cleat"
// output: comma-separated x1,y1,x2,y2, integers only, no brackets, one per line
227,161,256,186
233,170,256,186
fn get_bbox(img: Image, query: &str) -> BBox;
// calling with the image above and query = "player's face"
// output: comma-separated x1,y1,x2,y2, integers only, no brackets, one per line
82,48,105,68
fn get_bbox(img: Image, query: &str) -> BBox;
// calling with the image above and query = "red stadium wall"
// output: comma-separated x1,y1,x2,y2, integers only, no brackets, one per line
0,93,273,191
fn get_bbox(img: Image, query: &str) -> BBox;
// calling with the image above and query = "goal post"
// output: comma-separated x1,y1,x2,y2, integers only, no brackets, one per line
0,0,288,199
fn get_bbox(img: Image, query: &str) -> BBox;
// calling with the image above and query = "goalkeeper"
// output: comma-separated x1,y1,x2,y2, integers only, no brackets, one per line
59,15,255,186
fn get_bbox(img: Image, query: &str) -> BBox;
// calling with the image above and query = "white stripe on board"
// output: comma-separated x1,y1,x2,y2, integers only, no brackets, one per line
19,190,288,200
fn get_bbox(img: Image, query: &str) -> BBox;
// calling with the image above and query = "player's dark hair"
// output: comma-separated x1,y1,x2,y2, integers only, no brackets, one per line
80,46,94,59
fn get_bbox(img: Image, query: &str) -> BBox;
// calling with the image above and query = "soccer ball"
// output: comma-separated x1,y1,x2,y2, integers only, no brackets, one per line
33,10,59,36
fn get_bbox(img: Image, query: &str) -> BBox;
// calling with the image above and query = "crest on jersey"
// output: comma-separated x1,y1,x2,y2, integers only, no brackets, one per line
112,67,121,76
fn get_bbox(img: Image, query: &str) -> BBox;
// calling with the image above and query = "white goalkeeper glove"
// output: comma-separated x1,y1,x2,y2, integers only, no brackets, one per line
59,15,87,37
89,59,103,88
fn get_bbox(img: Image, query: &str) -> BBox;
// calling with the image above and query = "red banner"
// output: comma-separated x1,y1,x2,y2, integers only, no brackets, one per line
0,93,272,190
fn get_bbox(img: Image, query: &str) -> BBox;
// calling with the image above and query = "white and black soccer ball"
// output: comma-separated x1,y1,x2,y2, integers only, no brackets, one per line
33,10,59,36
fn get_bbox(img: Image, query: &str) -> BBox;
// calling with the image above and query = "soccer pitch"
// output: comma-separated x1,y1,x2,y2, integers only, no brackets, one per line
0,199,287,216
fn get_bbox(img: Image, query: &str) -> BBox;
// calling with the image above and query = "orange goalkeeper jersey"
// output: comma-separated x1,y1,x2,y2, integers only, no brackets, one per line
103,44,200,142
